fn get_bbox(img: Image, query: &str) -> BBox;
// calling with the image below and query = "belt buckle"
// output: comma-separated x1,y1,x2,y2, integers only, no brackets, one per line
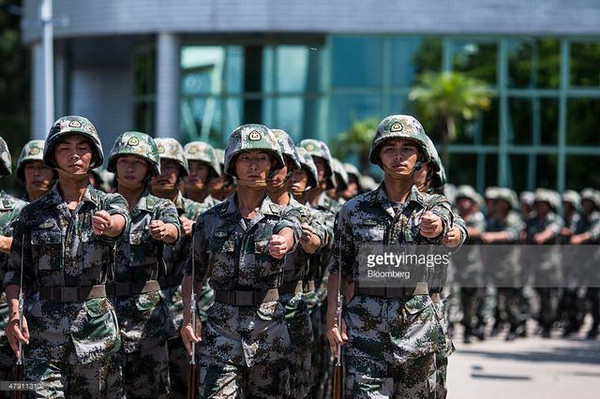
235,291,253,305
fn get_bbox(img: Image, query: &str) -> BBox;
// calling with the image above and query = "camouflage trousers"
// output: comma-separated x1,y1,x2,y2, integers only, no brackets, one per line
120,339,170,398
24,354,121,399
343,294,439,399
197,359,290,399
494,287,522,331
431,293,454,399
282,293,313,399
0,342,14,399
167,337,188,399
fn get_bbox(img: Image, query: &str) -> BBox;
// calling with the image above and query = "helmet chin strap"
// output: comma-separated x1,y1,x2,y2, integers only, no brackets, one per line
237,178,267,189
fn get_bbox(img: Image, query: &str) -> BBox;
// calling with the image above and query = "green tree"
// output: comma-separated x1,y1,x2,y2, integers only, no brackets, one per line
330,118,378,172
408,71,491,164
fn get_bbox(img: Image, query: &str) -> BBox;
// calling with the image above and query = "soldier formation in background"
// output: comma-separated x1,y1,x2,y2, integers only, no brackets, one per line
0,113,598,398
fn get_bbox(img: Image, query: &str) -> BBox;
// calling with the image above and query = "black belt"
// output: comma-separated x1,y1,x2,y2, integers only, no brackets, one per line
354,282,429,299
108,280,161,297
214,289,279,306
39,285,107,302
278,281,303,295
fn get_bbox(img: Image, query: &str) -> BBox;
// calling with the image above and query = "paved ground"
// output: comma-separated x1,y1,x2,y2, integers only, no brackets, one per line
447,320,600,398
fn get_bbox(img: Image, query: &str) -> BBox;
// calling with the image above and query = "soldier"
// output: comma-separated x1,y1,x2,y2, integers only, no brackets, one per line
107,132,181,398
480,188,524,341
208,148,236,201
4,116,130,397
571,188,600,339
267,129,330,398
326,114,454,398
520,191,535,221
150,137,205,398
342,163,362,201
16,140,56,201
300,139,340,214
180,124,300,397
453,185,486,343
328,157,348,204
0,136,27,389
183,141,222,209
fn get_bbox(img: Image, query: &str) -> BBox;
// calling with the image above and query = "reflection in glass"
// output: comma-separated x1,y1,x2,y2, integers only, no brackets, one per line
332,37,384,88
451,41,497,85
507,39,559,88
330,94,383,137
567,98,600,146
566,156,600,190
536,155,557,189
570,42,600,88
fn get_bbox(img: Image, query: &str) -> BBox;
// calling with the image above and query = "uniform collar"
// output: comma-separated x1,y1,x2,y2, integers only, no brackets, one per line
370,183,424,218
43,182,99,209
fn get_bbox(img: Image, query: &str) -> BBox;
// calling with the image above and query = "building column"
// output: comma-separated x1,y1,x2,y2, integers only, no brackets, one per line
155,32,181,138
31,43,46,139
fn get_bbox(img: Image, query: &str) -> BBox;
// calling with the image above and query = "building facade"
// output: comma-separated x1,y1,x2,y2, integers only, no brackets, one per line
23,0,600,192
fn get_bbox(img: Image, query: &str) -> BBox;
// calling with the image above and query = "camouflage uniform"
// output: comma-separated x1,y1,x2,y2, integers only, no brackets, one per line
108,132,182,398
3,116,130,398
329,115,454,398
579,189,600,338
153,137,206,398
0,137,27,390
522,189,563,337
187,124,301,398
184,141,222,211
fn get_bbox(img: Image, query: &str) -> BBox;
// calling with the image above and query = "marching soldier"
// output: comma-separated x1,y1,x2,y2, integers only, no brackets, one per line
150,137,205,398
183,141,222,209
327,114,454,398
0,137,27,389
342,163,362,201
107,132,181,397
181,124,301,397
15,140,56,201
208,148,236,201
4,116,130,397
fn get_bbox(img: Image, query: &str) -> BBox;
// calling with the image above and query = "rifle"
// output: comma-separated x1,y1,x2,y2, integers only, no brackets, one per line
13,234,25,399
332,247,344,399
187,234,197,399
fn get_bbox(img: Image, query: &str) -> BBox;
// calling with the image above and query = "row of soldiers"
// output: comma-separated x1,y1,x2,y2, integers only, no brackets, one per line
0,112,597,398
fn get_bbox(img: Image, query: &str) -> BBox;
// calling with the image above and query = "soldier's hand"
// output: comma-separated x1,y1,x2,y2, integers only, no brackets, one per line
149,220,167,241
442,226,462,248
326,317,347,358
180,317,202,356
268,234,289,259
420,211,443,238
6,315,29,358
300,223,321,254
92,210,112,235
180,216,194,237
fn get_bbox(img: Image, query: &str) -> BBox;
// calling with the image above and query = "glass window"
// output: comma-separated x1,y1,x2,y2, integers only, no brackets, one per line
277,46,311,93
181,47,225,96
330,94,384,138
536,155,557,189
509,98,533,145
540,98,559,145
390,37,427,88
448,153,477,186
332,37,384,88
134,49,155,96
180,97,223,144
567,98,600,146
509,155,529,193
507,39,559,89
485,154,498,188
481,98,499,145
410,37,443,76
566,155,600,191
570,42,600,88
451,40,497,85
134,101,154,136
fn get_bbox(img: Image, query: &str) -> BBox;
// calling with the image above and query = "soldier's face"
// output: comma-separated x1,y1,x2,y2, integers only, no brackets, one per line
267,157,291,189
457,197,473,213
234,151,271,182
312,157,327,182
185,161,210,190
151,159,180,190
534,201,551,216
413,162,430,191
115,155,149,188
54,136,93,175
582,199,595,214
288,168,309,195
379,139,419,177
24,161,54,193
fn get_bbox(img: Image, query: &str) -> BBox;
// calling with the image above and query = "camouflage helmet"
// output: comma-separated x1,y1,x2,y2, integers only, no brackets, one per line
485,186,500,200
107,131,161,176
300,139,334,188
16,140,45,181
0,136,12,176
562,190,581,211
369,114,431,167
331,158,348,189
343,163,361,180
184,141,221,178
496,187,519,209
44,116,104,169
359,175,378,192
455,184,480,205
534,188,560,211
424,136,442,172
296,147,319,189
271,129,301,171
581,188,600,210
224,124,284,177
154,138,189,177
520,191,535,207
